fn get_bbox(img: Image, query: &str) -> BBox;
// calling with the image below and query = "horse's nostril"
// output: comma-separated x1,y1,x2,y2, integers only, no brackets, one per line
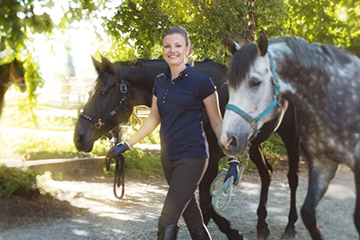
76,135,83,145
228,136,238,149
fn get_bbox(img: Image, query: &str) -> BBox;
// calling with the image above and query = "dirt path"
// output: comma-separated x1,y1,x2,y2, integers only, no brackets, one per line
0,162,357,240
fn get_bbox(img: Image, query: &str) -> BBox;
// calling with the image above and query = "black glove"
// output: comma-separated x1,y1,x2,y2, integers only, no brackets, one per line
107,141,131,159
224,157,239,184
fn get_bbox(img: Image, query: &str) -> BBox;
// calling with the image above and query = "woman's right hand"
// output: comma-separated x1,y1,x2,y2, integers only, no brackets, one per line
107,142,130,159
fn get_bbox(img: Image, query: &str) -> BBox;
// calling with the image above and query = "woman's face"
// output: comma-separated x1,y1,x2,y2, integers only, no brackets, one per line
162,33,190,68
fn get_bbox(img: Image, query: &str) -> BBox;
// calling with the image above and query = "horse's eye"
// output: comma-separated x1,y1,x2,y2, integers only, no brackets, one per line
100,89,107,97
249,77,261,88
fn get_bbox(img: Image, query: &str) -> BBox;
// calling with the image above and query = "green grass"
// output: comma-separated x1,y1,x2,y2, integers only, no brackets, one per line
1,108,287,196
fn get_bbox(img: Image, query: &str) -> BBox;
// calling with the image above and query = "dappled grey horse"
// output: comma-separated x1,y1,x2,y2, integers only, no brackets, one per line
219,30,360,240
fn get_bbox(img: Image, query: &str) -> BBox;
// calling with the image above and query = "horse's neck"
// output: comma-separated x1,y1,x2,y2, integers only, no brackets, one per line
124,60,167,88
274,47,360,138
130,90,152,107
0,84,7,117
0,63,11,84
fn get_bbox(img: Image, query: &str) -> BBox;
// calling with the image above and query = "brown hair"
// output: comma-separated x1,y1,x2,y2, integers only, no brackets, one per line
162,25,190,47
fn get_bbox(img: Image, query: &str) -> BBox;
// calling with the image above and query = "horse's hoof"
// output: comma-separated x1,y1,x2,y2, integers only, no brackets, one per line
257,226,270,240
281,227,297,239
227,229,244,240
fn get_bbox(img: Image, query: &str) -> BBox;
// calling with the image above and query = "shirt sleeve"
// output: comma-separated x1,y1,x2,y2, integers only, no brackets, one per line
200,76,216,100
152,77,158,97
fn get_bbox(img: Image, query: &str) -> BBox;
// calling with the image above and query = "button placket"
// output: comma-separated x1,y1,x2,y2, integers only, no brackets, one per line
162,70,187,104
163,83,172,104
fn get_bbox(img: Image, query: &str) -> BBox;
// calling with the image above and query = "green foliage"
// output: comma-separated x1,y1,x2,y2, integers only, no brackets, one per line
118,148,163,178
255,0,289,36
0,0,102,52
262,134,286,162
11,130,110,160
0,165,38,197
284,0,360,56
106,0,251,64
121,124,161,145
18,55,45,126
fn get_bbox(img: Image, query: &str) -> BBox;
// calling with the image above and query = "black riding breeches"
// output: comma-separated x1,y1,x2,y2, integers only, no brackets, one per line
158,157,209,230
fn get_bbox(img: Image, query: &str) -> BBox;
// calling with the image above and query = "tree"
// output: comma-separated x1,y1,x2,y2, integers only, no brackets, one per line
285,0,360,56
2,0,360,76
0,0,105,114
105,0,274,64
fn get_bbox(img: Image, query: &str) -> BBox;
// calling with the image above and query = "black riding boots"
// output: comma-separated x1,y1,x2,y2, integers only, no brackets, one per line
157,224,179,240
157,224,211,240
189,225,212,240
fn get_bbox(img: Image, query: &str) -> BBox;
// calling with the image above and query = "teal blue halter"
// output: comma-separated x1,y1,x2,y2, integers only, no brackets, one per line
225,51,280,140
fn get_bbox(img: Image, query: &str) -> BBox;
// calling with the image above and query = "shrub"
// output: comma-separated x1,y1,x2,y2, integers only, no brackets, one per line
0,165,38,197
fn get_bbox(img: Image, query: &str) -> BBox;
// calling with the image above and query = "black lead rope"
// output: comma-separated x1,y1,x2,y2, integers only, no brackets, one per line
105,154,125,199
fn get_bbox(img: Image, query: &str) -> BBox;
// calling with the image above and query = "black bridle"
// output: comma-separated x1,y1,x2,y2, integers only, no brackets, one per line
80,65,129,129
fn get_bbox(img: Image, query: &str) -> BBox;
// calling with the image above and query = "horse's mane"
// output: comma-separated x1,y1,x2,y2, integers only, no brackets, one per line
198,57,214,63
116,58,149,66
226,43,258,88
226,36,353,89
270,36,351,67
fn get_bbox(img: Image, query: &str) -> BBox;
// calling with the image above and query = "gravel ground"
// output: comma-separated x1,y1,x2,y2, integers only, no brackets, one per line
0,162,357,240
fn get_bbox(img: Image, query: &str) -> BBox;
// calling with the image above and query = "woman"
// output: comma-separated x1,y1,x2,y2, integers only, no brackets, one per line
107,25,239,240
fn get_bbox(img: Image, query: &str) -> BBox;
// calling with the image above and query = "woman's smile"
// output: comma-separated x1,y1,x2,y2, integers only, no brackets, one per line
162,33,189,68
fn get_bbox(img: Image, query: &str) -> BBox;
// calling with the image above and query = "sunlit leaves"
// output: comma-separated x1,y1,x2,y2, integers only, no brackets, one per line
105,0,253,64
284,0,360,56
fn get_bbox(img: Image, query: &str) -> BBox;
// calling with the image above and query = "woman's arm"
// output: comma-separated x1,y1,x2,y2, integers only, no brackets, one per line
203,91,223,139
204,91,238,182
204,91,236,159
126,95,161,147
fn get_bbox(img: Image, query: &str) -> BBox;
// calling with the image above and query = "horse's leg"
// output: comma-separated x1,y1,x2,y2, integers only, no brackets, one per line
199,132,243,240
300,145,338,240
276,105,300,238
354,161,360,237
248,144,272,240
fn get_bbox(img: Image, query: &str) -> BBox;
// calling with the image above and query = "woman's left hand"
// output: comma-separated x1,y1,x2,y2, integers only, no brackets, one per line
224,157,239,183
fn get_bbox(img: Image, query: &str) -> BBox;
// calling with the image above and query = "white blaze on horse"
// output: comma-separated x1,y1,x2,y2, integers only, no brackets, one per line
219,30,360,240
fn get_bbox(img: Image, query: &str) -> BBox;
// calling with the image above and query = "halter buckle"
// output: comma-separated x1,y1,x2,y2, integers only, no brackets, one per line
250,119,258,130
120,83,127,93
95,118,105,129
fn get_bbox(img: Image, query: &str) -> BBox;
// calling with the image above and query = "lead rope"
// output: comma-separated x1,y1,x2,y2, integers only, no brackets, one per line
210,155,248,210
105,135,125,199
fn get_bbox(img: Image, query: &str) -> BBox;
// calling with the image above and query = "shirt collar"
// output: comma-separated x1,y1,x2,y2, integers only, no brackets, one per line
164,64,193,80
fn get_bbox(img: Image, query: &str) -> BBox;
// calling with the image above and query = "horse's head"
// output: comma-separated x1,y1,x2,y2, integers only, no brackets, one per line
219,31,285,156
11,58,26,92
74,55,133,152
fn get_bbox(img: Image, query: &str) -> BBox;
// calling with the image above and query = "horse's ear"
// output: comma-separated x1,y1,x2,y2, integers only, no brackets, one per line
256,30,268,57
91,55,102,74
224,35,240,55
100,55,117,75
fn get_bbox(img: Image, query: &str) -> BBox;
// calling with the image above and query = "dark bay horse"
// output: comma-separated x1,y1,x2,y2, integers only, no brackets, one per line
219,30,360,240
73,55,300,239
0,58,26,117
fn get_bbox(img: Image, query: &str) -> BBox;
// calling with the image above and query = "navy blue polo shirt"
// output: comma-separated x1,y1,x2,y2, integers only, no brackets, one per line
152,65,216,160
